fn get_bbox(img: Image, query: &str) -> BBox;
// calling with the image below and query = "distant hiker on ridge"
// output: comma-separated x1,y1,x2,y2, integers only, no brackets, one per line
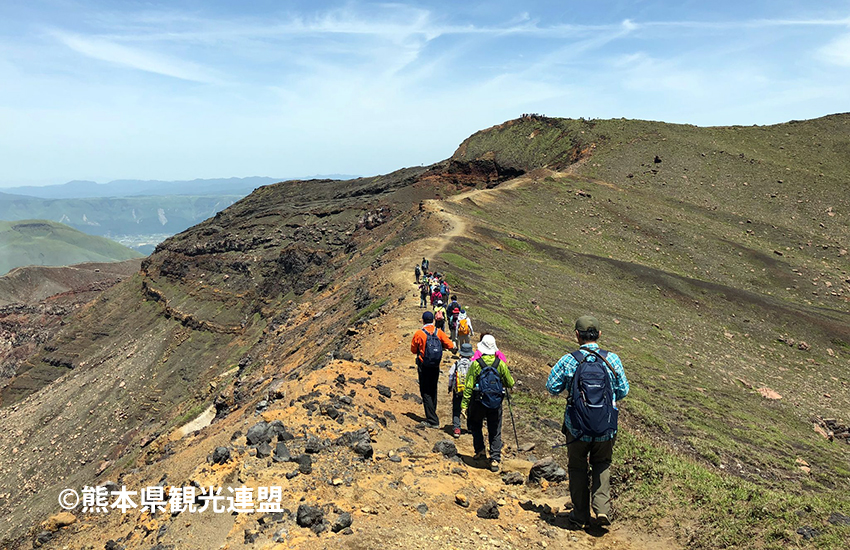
415,264,421,283
410,310,454,429
419,282,430,308
421,257,429,273
546,315,629,529
461,334,514,473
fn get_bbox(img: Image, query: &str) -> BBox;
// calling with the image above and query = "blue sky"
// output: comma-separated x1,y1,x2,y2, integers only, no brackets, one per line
2,1,850,187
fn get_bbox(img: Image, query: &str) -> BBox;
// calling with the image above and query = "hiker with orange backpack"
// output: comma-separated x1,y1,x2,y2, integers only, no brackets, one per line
410,311,454,428
546,316,629,529
456,309,474,348
461,334,514,473
447,296,461,343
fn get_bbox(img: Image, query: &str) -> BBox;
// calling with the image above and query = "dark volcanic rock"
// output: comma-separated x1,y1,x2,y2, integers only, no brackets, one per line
501,471,525,485
295,454,312,474
797,526,821,540
477,499,500,519
529,457,567,483
331,512,353,533
256,442,272,459
375,384,392,399
272,442,291,463
296,504,324,527
269,420,294,441
246,421,272,446
211,446,231,465
432,439,458,458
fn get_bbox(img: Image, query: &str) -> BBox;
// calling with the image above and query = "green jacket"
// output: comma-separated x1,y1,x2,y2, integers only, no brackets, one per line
461,355,515,409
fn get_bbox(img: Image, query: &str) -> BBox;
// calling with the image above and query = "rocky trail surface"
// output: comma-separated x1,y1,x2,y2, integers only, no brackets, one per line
30,175,678,550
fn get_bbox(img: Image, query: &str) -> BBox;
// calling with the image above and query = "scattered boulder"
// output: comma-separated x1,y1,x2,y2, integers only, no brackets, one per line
796,526,821,540
295,454,312,474
415,503,428,515
256,442,272,459
33,531,52,547
432,439,458,458
270,420,294,441
246,421,272,446
402,393,423,405
529,457,567,483
332,512,352,533
296,504,324,528
273,442,291,463
376,384,392,399
501,471,525,485
376,360,393,369
519,442,536,452
211,446,230,465
477,499,500,519
455,494,470,508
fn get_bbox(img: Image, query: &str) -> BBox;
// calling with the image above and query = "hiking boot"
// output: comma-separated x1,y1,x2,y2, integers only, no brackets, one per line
452,428,461,438
595,513,611,527
472,450,487,462
490,460,500,472
566,513,587,530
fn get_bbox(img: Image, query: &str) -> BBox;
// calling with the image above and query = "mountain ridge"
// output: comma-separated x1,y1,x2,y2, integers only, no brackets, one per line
1,114,849,548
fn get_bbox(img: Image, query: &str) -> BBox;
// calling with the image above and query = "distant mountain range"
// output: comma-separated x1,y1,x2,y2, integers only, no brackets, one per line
0,175,357,199
0,220,142,276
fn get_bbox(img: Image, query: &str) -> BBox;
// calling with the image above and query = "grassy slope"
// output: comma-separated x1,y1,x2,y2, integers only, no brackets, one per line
444,115,850,548
0,219,142,275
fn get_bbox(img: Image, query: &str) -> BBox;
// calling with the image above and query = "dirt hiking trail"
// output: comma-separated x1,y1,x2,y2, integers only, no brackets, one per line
347,172,680,550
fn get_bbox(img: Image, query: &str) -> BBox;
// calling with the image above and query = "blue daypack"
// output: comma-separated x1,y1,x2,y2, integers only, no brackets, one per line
476,357,505,409
421,328,443,368
566,349,618,439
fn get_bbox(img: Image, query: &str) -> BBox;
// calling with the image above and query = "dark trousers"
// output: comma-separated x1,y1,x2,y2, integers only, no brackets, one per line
420,294,427,308
451,391,463,430
417,363,440,425
467,400,503,462
435,319,445,331
567,435,615,521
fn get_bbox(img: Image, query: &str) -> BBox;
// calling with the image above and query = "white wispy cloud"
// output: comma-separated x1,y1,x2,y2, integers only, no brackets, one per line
819,33,850,66
51,30,222,83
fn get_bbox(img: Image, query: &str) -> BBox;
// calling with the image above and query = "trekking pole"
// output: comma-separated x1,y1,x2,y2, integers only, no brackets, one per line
505,390,520,451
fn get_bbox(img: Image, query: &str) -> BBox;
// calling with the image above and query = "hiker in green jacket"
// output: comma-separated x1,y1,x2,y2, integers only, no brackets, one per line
461,334,514,472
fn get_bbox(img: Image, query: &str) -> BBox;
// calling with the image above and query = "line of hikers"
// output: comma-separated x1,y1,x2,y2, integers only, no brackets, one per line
409,258,629,529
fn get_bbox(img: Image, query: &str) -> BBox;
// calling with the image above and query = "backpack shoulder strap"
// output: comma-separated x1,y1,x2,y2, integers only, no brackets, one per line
490,356,501,370
579,347,618,379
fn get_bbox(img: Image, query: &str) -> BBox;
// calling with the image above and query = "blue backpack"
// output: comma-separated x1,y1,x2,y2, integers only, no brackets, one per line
566,349,618,439
421,328,443,368
476,357,505,409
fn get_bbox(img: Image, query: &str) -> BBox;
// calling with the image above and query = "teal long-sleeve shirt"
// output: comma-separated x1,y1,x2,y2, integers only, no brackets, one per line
546,343,629,441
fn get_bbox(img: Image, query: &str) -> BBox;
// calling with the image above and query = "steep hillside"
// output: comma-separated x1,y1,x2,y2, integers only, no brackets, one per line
1,115,849,549
0,220,143,275
0,259,141,389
